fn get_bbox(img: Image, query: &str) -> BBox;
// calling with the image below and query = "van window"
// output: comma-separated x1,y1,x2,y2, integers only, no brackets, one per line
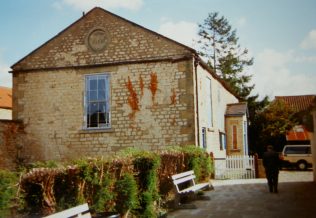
284,146,311,155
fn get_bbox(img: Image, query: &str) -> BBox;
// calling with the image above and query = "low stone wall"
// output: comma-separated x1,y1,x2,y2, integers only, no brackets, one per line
0,120,30,170
0,120,22,170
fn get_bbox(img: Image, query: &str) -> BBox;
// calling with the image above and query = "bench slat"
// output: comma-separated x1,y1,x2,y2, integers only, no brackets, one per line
171,170,194,180
172,175,196,185
178,183,209,194
43,203,90,218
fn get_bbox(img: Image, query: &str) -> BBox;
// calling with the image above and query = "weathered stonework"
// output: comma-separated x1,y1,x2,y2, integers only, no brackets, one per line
12,8,192,71
10,7,241,163
0,120,37,169
13,60,195,161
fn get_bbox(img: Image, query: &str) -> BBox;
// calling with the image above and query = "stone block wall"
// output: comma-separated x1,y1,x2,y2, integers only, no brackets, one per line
0,120,25,169
13,59,196,161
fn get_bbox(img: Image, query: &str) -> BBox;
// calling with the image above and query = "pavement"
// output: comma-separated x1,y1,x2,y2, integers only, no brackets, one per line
167,170,316,218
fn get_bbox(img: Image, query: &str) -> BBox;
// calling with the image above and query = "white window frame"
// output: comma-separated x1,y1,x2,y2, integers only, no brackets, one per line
219,132,226,151
84,73,111,129
201,127,207,149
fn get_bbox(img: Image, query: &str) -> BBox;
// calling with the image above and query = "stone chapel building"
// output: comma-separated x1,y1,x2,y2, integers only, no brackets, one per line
9,7,248,163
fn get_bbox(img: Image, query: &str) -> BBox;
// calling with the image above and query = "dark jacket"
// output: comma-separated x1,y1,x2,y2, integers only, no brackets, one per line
263,150,280,172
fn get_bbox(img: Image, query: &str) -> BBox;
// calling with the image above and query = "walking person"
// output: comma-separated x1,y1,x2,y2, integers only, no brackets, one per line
263,145,280,193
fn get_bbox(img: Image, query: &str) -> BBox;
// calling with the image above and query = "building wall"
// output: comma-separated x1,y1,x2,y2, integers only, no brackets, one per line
196,65,238,158
225,115,247,156
0,108,12,120
13,60,196,161
0,120,23,169
311,109,316,182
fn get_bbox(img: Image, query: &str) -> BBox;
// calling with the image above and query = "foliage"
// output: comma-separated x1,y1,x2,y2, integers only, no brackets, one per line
0,170,20,218
132,150,160,217
248,95,270,154
197,12,254,99
180,146,213,181
13,146,213,217
260,100,297,136
28,160,59,169
114,173,139,216
252,99,298,154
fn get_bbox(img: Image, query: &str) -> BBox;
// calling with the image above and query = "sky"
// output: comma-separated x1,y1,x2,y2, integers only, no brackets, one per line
0,0,316,99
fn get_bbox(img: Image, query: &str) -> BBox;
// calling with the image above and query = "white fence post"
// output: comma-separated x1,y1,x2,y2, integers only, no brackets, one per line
214,155,256,180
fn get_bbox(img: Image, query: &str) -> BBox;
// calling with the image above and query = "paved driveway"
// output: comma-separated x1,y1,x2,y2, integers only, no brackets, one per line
168,171,316,218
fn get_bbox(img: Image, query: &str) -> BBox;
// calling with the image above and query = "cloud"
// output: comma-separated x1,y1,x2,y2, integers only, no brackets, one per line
252,48,316,98
54,0,143,11
300,29,316,49
236,17,247,27
158,20,198,48
0,57,11,87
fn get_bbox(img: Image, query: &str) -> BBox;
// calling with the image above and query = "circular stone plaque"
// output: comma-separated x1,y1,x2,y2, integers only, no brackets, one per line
87,28,109,52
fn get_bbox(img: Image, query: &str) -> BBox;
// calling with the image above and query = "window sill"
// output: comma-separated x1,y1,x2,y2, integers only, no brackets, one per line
79,128,115,134
230,149,241,152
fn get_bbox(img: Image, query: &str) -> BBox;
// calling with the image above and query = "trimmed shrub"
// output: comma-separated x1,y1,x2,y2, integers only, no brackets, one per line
14,145,213,217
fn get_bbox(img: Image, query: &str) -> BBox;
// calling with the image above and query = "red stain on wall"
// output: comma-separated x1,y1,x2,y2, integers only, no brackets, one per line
149,72,158,103
126,76,139,117
170,88,176,105
139,75,144,97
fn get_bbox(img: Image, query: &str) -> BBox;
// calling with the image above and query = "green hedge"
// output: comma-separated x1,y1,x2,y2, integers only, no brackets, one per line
0,170,20,218
10,146,213,217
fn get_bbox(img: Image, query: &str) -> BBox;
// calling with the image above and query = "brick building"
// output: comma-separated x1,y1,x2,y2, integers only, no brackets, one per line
275,95,316,143
225,102,249,156
9,7,247,163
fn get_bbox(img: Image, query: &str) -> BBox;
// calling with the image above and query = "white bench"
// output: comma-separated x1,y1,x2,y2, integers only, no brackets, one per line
43,203,91,218
172,170,212,208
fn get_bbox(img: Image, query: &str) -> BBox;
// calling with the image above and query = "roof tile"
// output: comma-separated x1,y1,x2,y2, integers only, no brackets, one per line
275,95,316,112
0,87,12,109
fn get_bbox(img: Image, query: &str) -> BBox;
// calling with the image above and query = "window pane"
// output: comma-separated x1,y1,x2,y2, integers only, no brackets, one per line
88,111,98,127
99,102,106,113
98,89,106,100
89,103,98,114
89,115,98,127
98,78,106,90
89,79,98,90
89,91,97,101
99,112,106,124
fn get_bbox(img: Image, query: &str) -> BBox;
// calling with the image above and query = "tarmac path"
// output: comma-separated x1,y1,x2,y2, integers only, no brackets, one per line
168,170,316,218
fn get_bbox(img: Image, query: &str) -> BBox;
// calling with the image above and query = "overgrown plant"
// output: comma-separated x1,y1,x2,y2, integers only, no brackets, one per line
182,146,213,181
114,173,139,217
0,170,20,218
129,149,160,217
167,146,213,182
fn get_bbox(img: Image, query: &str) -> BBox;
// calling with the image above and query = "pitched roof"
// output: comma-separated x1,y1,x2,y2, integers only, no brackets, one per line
11,7,195,71
10,7,240,100
0,86,12,109
225,102,248,116
275,95,316,112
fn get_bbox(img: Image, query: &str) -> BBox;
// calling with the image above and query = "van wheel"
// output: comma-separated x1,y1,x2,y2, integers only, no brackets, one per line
297,160,307,170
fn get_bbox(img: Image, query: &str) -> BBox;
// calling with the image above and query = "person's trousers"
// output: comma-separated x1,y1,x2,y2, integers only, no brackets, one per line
266,170,279,193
